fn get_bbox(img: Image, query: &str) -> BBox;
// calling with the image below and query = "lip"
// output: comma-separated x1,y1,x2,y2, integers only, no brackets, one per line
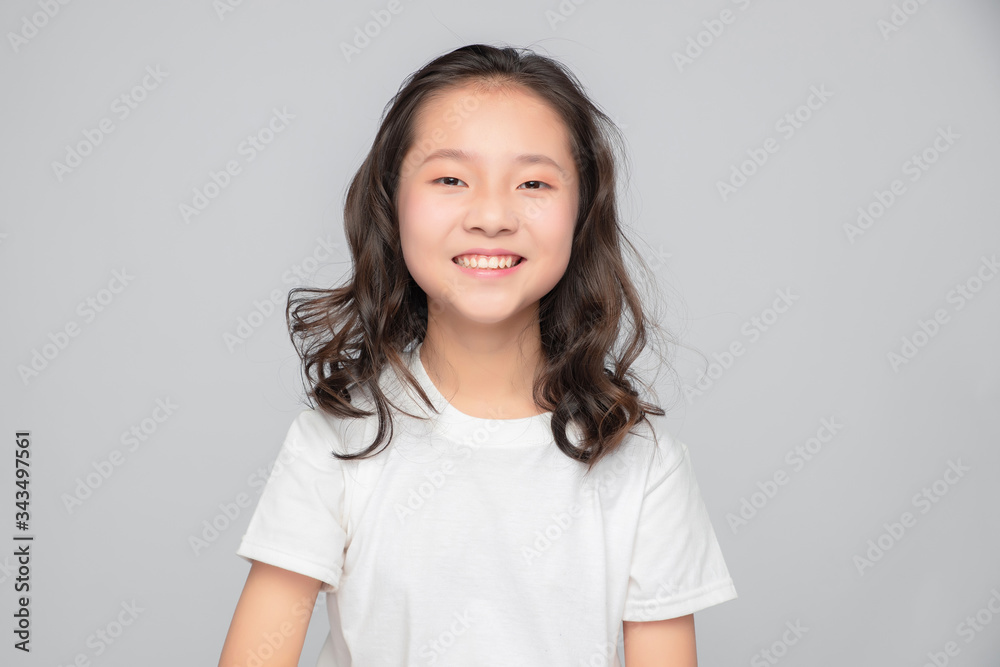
452,257,525,278
452,248,524,260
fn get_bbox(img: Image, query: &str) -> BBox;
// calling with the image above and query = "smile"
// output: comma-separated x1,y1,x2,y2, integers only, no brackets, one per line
452,254,523,269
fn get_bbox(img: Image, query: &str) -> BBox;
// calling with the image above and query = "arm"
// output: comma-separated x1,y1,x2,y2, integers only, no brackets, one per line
622,614,697,667
218,560,323,667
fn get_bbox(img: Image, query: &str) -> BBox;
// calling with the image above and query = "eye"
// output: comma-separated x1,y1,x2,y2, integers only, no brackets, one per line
433,177,466,187
518,180,551,190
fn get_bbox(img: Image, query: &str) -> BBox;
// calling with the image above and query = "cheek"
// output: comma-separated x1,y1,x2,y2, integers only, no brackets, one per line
398,189,434,251
397,191,446,288
533,196,576,252
398,188,457,236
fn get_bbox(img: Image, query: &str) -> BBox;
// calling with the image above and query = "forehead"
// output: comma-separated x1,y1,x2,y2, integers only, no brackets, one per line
410,83,575,162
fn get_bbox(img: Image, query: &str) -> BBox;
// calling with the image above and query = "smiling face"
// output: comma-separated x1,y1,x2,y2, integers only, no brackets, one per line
396,83,579,342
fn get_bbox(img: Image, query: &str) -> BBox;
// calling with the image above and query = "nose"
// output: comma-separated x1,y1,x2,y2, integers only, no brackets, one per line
464,184,519,235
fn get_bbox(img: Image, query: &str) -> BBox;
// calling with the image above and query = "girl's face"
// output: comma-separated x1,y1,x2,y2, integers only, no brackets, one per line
396,83,579,337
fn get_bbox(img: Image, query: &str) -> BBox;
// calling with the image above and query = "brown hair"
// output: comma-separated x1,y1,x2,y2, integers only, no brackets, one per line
287,43,682,474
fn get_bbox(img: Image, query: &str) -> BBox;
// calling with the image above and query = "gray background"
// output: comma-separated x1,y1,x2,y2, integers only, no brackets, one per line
2,0,999,665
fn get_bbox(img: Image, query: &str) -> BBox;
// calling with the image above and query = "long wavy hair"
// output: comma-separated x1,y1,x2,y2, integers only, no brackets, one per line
287,43,682,475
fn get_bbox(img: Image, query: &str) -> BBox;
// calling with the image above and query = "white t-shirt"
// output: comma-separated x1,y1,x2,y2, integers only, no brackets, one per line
236,341,737,666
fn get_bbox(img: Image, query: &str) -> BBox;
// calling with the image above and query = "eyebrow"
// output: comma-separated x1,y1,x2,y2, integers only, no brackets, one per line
419,148,565,172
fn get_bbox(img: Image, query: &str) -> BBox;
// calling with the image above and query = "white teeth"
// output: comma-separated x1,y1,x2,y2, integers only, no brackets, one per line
454,254,520,269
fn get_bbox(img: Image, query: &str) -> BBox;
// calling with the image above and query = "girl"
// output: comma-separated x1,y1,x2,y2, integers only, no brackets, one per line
220,43,736,667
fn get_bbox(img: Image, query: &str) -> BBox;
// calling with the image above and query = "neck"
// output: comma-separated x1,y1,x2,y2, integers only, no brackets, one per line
418,309,547,420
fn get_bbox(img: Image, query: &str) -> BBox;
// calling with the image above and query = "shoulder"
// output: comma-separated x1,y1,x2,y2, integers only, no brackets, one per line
627,412,690,484
284,358,423,463
283,405,373,466
289,408,343,447
579,413,688,497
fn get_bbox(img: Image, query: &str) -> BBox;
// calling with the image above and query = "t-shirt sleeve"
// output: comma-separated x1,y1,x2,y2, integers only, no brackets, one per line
236,409,349,594
622,425,738,621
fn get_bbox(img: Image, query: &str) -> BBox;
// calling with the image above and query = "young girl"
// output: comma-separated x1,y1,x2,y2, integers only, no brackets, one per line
220,43,737,667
